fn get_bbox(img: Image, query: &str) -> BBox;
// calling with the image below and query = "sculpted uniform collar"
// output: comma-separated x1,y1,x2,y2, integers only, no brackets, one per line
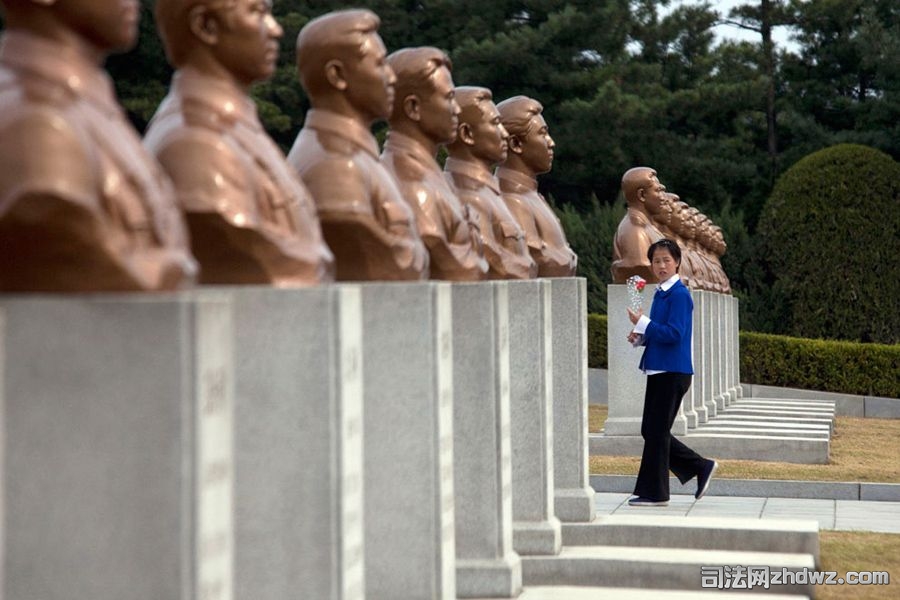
172,68,260,129
496,167,538,193
304,108,380,158
383,130,441,171
444,157,500,194
0,30,120,116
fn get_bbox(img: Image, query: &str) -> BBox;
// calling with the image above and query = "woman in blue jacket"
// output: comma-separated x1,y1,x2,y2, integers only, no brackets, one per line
626,239,717,506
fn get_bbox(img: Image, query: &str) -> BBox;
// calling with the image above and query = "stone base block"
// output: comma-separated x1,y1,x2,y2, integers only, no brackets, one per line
554,487,597,523
457,555,523,599
513,519,562,556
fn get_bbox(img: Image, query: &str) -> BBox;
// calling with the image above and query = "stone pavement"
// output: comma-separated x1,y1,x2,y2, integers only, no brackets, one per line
595,491,900,533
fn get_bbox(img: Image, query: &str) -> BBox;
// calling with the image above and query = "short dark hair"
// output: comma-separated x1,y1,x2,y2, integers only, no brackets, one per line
647,238,682,271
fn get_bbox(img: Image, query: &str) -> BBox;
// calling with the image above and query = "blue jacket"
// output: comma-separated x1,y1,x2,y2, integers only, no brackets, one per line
639,279,693,374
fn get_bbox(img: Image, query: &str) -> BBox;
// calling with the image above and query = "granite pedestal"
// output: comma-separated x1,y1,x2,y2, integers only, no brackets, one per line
712,294,726,409
361,282,456,600
452,282,522,598
507,280,561,556
551,278,597,522
228,286,364,600
701,290,717,418
689,291,707,425
2,294,232,600
730,296,743,400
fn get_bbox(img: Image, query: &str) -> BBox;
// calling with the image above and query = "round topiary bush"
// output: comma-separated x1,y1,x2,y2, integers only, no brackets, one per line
757,144,900,344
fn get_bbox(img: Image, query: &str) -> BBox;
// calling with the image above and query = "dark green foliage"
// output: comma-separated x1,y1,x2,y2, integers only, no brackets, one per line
756,144,900,344
587,314,608,369
105,2,172,132
740,331,900,398
555,196,625,314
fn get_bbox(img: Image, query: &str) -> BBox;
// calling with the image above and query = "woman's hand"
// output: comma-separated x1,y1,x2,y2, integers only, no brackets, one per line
627,330,640,344
627,307,642,325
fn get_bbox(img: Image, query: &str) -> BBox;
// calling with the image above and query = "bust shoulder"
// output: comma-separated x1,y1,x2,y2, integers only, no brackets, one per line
0,100,97,208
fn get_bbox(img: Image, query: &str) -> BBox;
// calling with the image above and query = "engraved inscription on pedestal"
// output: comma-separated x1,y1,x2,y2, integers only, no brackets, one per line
196,306,235,600
339,288,365,600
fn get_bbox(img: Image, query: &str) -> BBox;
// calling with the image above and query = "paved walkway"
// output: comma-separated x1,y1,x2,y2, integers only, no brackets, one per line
595,492,900,533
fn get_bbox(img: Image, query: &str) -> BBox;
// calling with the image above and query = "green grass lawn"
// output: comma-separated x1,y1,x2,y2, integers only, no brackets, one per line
817,532,899,599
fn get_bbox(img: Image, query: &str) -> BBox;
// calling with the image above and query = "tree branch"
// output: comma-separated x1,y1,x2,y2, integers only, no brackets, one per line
720,18,762,33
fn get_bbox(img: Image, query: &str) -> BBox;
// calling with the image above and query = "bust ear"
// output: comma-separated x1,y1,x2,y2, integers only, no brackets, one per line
507,134,524,155
403,94,421,121
189,5,219,45
457,122,475,146
324,59,348,91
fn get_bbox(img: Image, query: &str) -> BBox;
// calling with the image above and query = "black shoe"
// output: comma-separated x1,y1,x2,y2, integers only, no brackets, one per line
628,496,669,507
695,460,718,500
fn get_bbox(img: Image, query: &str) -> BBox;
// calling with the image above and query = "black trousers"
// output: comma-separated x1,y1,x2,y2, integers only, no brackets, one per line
633,372,709,501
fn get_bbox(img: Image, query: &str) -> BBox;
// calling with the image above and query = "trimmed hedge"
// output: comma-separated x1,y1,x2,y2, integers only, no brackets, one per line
587,314,608,369
756,144,900,344
739,332,900,399
586,314,900,398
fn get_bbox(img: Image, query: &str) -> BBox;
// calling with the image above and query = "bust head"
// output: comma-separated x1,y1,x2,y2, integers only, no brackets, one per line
711,225,727,256
678,206,700,241
664,199,687,234
386,46,459,146
497,95,554,176
696,215,714,249
295,9,395,124
2,0,141,59
621,167,665,215
156,0,283,88
446,86,508,166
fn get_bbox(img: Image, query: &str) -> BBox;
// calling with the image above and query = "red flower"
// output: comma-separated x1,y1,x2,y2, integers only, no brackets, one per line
636,280,646,292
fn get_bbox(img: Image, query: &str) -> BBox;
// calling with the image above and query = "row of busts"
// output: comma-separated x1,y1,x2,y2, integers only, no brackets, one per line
611,167,731,294
0,5,576,292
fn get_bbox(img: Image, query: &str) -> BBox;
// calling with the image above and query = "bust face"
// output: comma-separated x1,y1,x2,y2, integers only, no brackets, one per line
344,32,396,123
213,0,283,87
471,101,509,165
641,178,666,216
417,65,459,145
519,114,555,175
697,221,713,246
57,0,141,54
680,210,699,240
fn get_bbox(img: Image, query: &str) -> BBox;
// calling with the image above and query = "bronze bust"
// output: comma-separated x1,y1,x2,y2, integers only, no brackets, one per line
611,166,664,283
287,9,428,281
496,95,577,277
145,0,334,285
0,0,197,291
444,87,536,280
381,47,487,281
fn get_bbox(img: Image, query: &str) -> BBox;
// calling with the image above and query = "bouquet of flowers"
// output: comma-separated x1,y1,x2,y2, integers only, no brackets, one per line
626,275,647,347
626,275,647,314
